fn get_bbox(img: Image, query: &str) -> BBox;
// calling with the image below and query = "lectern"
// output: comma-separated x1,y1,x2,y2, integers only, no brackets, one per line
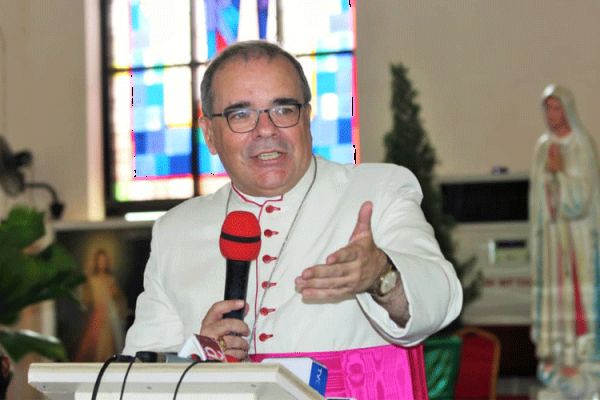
29,362,324,399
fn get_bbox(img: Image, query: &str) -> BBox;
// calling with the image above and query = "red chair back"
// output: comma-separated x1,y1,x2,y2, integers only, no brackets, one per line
454,327,501,400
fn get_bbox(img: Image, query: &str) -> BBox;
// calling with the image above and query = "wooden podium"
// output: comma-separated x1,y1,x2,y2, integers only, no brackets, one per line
29,362,325,399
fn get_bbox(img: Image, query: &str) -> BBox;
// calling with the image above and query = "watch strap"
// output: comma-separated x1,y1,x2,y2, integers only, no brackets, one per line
367,254,395,297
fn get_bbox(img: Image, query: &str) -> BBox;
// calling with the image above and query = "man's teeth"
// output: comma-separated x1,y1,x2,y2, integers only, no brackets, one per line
257,152,281,160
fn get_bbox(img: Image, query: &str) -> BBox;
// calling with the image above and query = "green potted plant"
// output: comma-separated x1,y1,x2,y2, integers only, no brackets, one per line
0,205,84,397
383,63,482,399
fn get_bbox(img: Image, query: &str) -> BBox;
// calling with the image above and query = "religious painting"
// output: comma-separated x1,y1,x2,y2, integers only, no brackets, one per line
54,225,152,362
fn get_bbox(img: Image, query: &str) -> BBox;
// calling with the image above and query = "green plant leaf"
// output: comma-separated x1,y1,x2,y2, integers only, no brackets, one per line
0,244,84,324
0,329,67,362
0,205,83,363
0,205,45,249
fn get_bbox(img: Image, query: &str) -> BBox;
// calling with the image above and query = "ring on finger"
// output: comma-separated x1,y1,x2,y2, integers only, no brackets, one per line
217,336,228,352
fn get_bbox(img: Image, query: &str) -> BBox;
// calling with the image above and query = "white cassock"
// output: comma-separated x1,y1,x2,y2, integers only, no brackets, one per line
123,156,462,356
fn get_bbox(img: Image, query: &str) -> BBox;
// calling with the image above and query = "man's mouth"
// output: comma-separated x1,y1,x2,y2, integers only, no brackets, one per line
256,151,282,161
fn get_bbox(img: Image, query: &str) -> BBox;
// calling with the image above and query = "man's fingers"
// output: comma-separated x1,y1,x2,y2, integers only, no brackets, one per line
300,261,349,281
227,349,248,361
349,201,374,242
298,275,353,290
301,287,352,300
221,335,250,361
203,300,245,324
222,334,250,351
326,245,358,265
200,318,250,341
200,300,250,339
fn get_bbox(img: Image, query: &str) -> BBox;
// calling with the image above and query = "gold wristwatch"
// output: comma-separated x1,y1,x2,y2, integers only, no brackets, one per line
368,255,399,297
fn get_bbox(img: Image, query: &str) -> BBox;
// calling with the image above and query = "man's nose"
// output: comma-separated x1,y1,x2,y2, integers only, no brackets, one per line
254,110,277,138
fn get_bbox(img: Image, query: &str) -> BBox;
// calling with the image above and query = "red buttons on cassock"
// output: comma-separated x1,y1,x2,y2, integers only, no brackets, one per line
265,205,280,213
259,333,273,342
261,281,277,289
262,254,278,263
259,307,276,316
263,229,279,237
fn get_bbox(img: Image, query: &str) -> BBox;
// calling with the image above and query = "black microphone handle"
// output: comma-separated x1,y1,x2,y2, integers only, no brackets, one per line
223,259,251,320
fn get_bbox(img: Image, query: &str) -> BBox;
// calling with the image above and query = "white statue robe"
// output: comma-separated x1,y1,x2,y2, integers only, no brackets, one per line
530,129,600,367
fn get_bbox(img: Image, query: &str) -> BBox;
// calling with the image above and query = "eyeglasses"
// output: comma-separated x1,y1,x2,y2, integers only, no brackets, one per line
210,103,306,133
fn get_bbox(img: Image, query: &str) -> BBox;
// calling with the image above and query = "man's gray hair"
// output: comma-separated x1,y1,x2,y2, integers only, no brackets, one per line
200,40,312,117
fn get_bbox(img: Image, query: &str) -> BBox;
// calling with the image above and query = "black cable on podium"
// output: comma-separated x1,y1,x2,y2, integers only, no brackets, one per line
91,354,135,400
172,360,201,400
119,356,137,400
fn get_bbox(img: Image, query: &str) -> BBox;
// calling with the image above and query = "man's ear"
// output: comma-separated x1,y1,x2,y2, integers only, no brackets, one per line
199,117,218,155
303,103,312,122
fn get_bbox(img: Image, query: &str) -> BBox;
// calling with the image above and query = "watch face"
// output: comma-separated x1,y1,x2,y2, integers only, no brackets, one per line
380,271,398,295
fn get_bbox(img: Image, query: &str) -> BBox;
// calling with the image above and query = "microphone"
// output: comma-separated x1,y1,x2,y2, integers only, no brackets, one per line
219,211,261,320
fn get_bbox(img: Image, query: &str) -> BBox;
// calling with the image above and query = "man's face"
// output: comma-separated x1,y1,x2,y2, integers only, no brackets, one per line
544,96,570,133
200,56,313,197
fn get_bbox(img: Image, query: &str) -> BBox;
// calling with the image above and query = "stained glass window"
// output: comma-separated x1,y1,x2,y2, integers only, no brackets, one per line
103,0,358,213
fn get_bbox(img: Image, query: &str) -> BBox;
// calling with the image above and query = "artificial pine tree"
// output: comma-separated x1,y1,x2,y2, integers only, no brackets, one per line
383,64,480,327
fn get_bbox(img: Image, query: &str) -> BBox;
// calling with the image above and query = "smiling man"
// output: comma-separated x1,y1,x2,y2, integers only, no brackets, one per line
123,41,462,399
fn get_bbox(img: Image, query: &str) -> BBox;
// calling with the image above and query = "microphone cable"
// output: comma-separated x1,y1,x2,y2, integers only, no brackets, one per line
90,354,135,400
118,355,137,400
172,359,201,400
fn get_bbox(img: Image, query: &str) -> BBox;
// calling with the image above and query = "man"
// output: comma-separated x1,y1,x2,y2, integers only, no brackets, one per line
530,84,600,395
123,41,462,399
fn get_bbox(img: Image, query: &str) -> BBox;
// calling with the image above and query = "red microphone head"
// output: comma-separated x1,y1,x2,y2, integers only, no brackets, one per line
219,211,261,261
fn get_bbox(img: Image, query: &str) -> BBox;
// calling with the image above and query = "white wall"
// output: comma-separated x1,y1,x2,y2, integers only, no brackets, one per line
357,0,600,177
0,0,102,221
1,1,600,220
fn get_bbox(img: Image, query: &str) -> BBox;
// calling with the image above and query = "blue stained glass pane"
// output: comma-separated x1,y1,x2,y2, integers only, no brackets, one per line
135,132,148,155
337,94,352,118
155,154,170,176
298,52,357,165
147,106,164,130
257,0,269,38
132,82,147,107
133,107,146,132
145,130,165,154
317,72,336,93
204,0,241,58
169,155,191,175
165,128,191,156
146,84,164,105
338,118,352,144
197,128,226,174
131,3,141,29
127,67,192,178
313,146,331,160
135,154,156,177
133,106,162,132
330,14,349,32
219,6,240,43
311,119,338,146
207,31,217,57
336,59,352,93
330,144,356,164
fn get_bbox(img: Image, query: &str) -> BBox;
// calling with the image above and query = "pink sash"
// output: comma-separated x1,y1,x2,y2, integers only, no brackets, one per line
250,344,428,399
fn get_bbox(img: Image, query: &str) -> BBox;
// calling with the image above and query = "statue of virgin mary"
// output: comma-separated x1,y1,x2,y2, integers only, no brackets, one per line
530,84,600,396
